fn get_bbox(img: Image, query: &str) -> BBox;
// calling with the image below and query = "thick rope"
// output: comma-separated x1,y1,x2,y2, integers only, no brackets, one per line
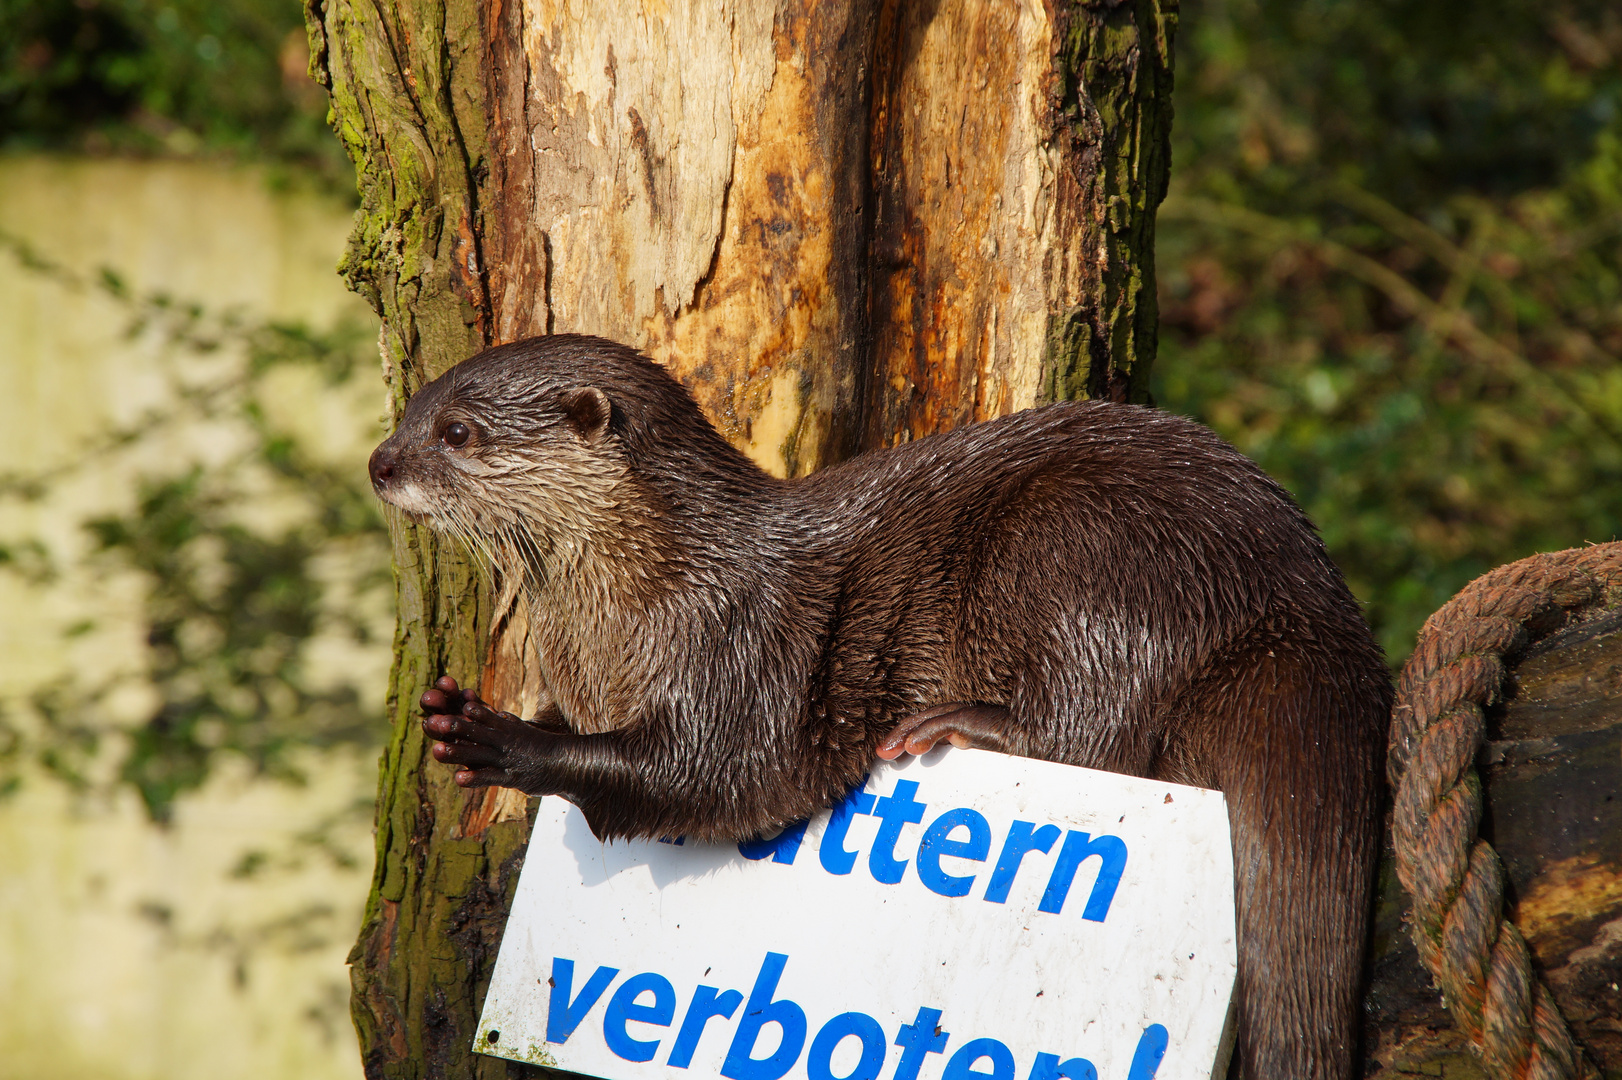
1389,542,1622,1080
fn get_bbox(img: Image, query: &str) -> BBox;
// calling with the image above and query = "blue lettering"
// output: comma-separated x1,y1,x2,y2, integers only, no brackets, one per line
916,807,992,897
1039,832,1128,920
869,780,928,884
983,821,1061,904
891,1006,950,1080
603,972,676,1062
740,820,811,864
721,953,807,1080
1028,1053,1097,1080
807,1012,887,1080
669,985,744,1068
943,1038,1015,1080
1125,1025,1169,1080
545,957,619,1044
819,783,877,875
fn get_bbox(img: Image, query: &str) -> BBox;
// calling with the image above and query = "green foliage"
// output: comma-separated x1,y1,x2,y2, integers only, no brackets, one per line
1156,0,1622,662
0,231,388,821
0,0,347,186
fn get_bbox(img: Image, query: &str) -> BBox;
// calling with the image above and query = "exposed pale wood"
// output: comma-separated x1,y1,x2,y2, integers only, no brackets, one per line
489,0,877,477
864,0,1060,443
865,0,1176,447
485,0,1175,471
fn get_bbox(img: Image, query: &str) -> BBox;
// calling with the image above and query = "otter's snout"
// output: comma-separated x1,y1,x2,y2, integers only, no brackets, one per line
367,437,436,518
368,443,399,491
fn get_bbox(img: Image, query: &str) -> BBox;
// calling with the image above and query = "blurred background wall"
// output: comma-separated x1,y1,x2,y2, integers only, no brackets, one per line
0,0,1616,1077
0,4,386,1076
0,157,385,1079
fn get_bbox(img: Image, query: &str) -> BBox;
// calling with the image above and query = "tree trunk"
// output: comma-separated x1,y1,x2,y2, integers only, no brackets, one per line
305,0,1176,1075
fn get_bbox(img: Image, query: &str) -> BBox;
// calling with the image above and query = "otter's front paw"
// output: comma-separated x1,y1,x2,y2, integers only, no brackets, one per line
420,675,556,793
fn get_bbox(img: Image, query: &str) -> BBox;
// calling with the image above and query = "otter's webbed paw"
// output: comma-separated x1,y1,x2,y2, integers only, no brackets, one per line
420,675,563,795
876,702,1017,761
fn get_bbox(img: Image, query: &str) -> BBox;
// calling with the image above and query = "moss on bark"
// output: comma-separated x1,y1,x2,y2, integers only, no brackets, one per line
307,0,541,1075
1044,0,1177,404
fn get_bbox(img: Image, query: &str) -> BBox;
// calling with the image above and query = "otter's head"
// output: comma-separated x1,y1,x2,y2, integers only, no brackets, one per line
369,334,766,586
367,336,686,557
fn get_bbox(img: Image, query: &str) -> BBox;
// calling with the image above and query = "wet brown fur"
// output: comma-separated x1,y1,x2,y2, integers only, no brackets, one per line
368,334,1392,1080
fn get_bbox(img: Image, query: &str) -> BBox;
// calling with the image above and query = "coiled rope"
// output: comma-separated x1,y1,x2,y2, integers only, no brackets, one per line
1388,541,1621,1080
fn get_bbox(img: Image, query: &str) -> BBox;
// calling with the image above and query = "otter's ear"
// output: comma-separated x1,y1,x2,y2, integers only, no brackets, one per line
559,386,612,442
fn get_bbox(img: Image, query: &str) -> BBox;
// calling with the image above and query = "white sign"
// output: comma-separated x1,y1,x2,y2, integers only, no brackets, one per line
476,748,1237,1080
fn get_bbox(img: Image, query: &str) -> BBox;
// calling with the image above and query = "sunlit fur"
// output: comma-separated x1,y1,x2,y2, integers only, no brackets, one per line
368,334,1392,1080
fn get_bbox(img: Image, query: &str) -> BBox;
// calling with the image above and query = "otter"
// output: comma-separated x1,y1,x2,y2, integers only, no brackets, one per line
368,334,1391,1080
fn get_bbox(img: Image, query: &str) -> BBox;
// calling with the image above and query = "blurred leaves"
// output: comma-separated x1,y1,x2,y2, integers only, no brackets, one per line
0,0,347,188
1155,0,1622,662
0,230,388,821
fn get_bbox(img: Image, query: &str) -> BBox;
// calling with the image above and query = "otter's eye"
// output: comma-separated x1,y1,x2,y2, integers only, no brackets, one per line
442,421,471,448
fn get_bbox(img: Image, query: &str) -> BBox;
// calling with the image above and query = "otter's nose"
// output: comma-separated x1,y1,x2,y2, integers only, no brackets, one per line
369,446,398,489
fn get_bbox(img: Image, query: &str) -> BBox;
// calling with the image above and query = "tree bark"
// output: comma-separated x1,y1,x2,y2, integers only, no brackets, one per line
306,0,1176,1075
